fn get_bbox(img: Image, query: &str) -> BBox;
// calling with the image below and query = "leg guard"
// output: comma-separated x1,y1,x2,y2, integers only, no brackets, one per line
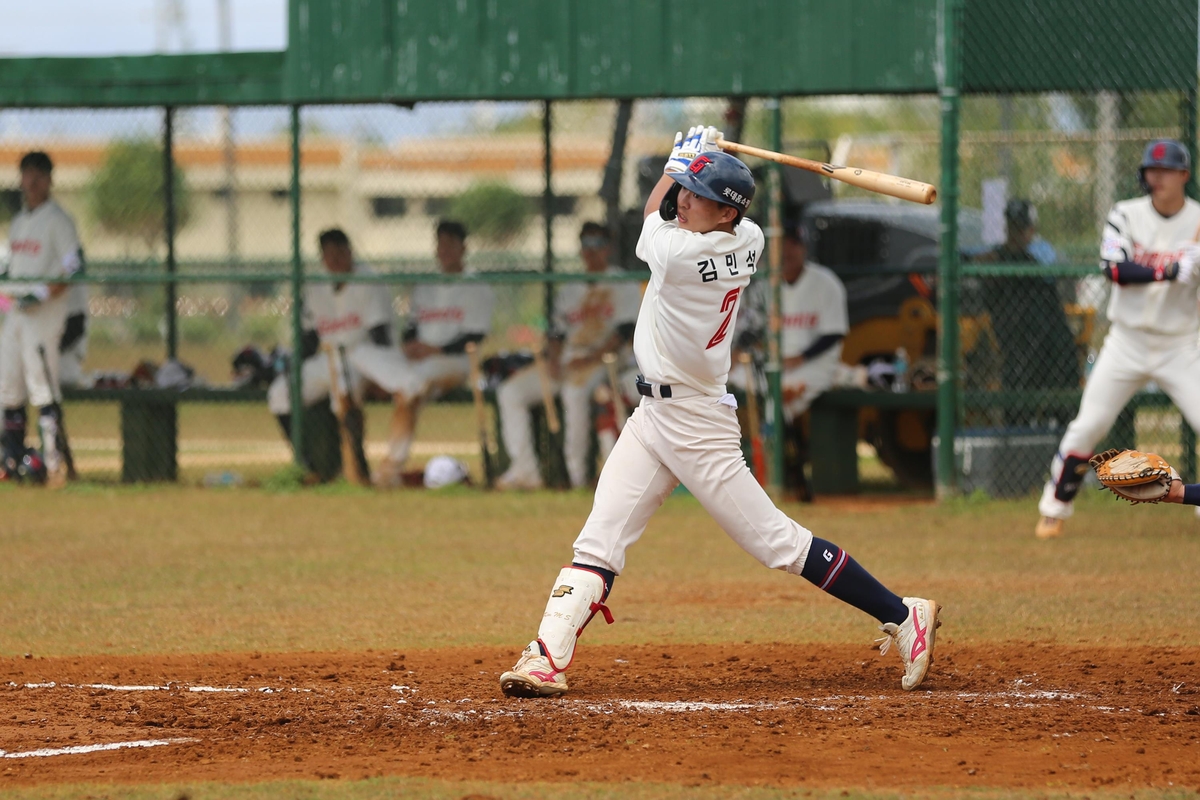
343,405,372,483
535,565,614,671
2,407,26,459
38,405,63,477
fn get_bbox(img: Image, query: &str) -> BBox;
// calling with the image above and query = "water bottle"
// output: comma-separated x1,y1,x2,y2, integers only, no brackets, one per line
893,347,909,393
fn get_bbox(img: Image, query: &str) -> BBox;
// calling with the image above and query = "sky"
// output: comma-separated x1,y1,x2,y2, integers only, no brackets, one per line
0,0,513,143
0,0,288,57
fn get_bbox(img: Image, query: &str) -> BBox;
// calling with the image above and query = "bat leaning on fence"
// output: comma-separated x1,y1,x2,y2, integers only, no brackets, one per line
465,342,496,489
739,352,768,487
321,344,370,487
531,343,561,436
36,344,76,481
602,352,627,433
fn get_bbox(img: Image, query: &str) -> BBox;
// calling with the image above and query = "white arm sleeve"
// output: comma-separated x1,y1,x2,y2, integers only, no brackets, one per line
1100,206,1133,263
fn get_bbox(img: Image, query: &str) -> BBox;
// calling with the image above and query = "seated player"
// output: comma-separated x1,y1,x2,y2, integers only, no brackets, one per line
375,220,495,486
731,224,847,499
267,228,400,481
495,222,640,490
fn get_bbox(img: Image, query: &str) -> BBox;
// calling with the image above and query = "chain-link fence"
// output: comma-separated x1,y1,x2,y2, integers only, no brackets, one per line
2,84,1197,495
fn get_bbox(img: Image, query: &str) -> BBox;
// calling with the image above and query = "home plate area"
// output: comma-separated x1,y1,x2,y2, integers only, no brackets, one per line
1,644,1198,790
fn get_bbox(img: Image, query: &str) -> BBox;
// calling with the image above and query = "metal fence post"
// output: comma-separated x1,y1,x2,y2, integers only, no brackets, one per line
935,0,962,498
543,99,555,327
288,104,305,466
163,106,178,361
766,97,786,494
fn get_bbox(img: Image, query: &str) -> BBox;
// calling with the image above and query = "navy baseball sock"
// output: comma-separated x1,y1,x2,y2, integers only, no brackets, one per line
2,407,26,457
800,537,907,625
1052,453,1092,503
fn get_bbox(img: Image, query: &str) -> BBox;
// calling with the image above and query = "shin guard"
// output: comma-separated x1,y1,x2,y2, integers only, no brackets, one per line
1051,452,1092,503
535,565,614,671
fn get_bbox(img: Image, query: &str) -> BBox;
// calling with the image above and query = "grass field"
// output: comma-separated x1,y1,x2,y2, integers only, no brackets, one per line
3,483,1200,797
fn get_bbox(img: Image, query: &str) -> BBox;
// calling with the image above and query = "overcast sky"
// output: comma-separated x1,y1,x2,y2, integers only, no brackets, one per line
0,0,287,57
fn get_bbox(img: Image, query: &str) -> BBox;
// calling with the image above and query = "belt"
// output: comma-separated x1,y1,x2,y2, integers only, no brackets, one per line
635,376,707,400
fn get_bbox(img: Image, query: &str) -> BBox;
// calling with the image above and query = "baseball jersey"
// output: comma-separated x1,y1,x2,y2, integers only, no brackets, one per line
303,261,393,349
553,269,641,362
6,199,82,281
634,213,764,395
780,262,848,361
409,277,495,348
1101,195,1200,335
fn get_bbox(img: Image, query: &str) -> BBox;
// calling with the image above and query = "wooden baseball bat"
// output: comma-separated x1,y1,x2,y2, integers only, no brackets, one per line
715,136,936,205
36,344,76,481
322,344,368,487
739,352,768,487
532,344,561,435
601,352,627,433
465,342,495,489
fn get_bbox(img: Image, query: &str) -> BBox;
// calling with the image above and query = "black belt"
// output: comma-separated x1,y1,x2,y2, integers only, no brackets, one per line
635,377,671,399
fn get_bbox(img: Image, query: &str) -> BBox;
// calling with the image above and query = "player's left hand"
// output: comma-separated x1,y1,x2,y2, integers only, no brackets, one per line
1176,244,1200,283
664,125,706,174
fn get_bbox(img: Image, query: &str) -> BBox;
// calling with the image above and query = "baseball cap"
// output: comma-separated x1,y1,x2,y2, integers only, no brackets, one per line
423,455,470,489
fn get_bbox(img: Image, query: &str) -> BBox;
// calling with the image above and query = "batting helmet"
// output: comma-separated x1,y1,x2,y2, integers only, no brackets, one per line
1138,139,1191,194
661,151,756,224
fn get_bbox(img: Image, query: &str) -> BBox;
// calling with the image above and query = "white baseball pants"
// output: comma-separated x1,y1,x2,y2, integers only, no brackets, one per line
0,302,69,409
498,364,606,487
1039,324,1200,519
572,390,815,576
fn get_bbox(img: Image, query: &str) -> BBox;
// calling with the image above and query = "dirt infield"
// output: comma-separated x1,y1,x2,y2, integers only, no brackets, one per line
2,643,1198,792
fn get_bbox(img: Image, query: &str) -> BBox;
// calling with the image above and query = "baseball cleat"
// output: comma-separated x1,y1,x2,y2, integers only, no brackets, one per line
877,597,941,691
499,641,568,698
1035,516,1064,539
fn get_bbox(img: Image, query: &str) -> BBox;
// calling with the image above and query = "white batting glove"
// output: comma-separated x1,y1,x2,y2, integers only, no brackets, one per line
700,126,724,153
1177,244,1200,283
663,125,705,174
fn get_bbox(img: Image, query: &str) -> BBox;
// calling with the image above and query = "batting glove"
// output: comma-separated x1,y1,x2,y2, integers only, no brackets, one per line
700,126,724,153
664,125,705,174
1176,244,1200,283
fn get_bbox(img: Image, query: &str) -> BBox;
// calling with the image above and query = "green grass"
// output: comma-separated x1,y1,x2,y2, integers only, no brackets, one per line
1,484,1197,657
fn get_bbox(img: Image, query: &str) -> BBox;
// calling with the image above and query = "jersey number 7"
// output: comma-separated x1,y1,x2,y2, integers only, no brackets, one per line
705,287,741,350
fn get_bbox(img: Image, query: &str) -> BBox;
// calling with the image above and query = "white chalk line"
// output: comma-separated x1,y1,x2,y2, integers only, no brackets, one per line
0,738,196,759
9,681,311,694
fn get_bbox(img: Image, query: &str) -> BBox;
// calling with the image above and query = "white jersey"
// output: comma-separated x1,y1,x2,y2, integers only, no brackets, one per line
781,262,848,361
409,277,494,348
1100,195,1200,335
634,213,763,395
303,261,393,349
553,268,641,362
6,199,82,281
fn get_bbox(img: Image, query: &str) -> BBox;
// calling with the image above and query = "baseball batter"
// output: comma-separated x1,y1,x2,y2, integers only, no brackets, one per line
496,222,640,490
375,221,495,485
267,228,401,478
0,152,83,488
499,127,940,699
1036,139,1200,539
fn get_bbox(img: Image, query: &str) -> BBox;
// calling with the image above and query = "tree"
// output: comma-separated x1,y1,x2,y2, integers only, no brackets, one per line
87,140,192,252
448,181,531,245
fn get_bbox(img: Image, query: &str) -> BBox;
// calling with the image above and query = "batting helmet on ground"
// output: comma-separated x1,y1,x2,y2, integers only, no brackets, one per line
661,151,756,224
1138,139,1191,194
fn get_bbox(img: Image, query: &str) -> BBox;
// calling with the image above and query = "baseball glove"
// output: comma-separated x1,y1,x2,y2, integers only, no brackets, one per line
1089,449,1179,504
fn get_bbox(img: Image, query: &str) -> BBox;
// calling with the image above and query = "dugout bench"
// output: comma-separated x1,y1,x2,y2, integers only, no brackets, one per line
808,388,1197,495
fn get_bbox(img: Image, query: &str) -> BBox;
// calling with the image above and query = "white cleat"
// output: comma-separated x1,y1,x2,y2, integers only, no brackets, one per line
499,641,568,698
877,597,941,691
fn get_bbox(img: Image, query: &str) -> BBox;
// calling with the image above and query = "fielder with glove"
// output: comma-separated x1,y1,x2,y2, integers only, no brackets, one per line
1090,449,1200,505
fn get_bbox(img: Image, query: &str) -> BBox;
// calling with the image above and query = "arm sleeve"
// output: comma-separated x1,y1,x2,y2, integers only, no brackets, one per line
801,333,844,361
367,323,392,347
1102,261,1177,284
299,329,320,360
1183,484,1200,506
440,333,486,355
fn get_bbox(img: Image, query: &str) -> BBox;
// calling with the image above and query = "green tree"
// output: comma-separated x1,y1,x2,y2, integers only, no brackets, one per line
448,181,531,245
87,140,192,252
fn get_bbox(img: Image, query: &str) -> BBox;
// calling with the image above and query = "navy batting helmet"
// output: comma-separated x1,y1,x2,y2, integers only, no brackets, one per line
660,151,756,225
1138,139,1191,194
